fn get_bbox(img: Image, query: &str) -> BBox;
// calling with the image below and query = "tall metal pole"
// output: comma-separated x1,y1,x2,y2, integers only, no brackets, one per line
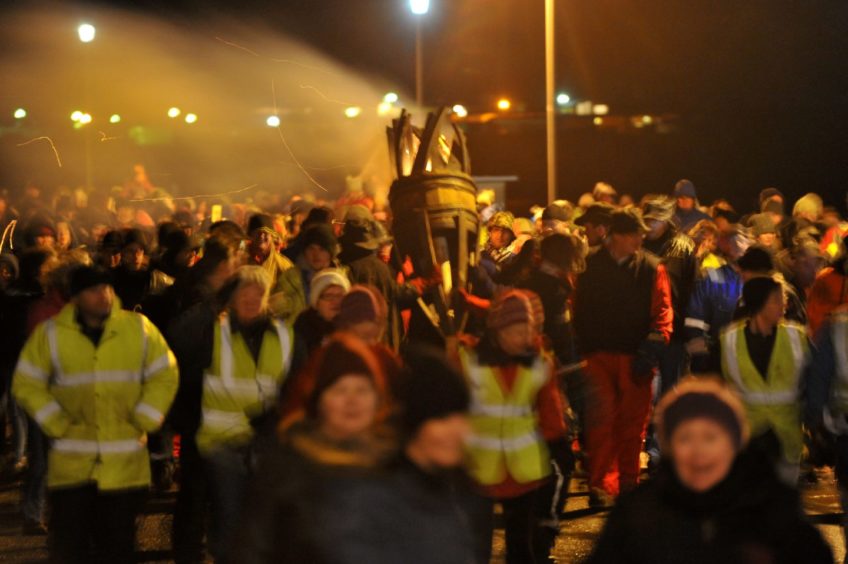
415,18,423,108
545,0,557,204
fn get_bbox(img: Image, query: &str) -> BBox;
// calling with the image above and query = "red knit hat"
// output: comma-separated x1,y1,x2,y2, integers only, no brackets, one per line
335,285,387,328
487,289,545,331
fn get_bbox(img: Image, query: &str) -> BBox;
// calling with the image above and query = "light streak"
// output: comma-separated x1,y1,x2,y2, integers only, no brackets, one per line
17,136,62,168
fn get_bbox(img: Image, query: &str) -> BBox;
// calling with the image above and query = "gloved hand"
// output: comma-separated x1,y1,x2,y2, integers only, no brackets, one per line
632,332,666,379
547,439,575,477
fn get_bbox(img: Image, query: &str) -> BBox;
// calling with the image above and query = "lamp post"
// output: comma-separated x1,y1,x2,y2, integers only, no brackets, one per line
544,0,557,204
78,23,95,189
409,0,429,108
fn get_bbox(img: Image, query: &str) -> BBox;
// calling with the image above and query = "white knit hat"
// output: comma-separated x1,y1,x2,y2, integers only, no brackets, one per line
309,268,351,307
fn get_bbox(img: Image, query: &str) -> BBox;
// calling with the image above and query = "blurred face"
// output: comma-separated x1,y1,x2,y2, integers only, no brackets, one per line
250,230,273,259
316,284,345,321
56,222,72,250
496,322,537,357
608,231,644,259
121,243,145,271
0,264,13,288
756,233,776,248
645,219,668,241
671,418,736,493
582,222,608,247
304,244,332,271
231,282,266,324
755,288,785,327
35,234,55,249
676,196,695,211
345,320,384,345
74,284,114,322
319,374,379,440
406,414,471,471
489,226,513,250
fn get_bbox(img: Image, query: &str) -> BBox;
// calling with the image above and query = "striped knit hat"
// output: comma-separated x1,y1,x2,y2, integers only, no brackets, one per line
487,289,545,331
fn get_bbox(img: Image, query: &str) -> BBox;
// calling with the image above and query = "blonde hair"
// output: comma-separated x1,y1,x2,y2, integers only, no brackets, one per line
231,265,272,304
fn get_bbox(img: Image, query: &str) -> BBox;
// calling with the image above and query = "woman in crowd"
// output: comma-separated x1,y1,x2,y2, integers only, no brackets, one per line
588,377,831,563
293,267,350,353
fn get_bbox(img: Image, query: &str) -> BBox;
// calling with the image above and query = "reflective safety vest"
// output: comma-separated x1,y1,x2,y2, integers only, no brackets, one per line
461,348,552,486
830,311,848,413
720,320,808,462
196,314,293,453
12,302,178,491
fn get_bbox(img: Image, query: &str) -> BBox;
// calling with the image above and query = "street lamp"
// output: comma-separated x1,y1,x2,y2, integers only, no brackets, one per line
78,23,95,189
409,0,429,107
78,23,96,43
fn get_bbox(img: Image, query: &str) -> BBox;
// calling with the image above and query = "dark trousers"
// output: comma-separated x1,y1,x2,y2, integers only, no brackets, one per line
48,484,146,564
472,479,560,564
173,436,208,564
22,416,47,523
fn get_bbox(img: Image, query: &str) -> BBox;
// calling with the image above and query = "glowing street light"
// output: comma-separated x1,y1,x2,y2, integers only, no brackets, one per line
184,113,198,124
79,113,93,124
410,1,429,107
13,108,27,119
451,104,468,118
78,23,96,43
168,107,181,118
71,110,83,122
109,114,121,124
383,92,399,104
556,93,571,106
497,98,511,111
409,0,430,15
344,106,362,118
266,115,281,127
377,102,393,116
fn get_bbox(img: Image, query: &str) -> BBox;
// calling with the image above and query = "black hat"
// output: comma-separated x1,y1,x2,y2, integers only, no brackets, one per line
740,276,782,317
398,346,470,438
674,179,697,199
609,208,649,234
574,202,615,227
247,213,275,235
70,266,112,296
761,199,784,216
541,203,571,223
737,244,774,273
759,187,784,206
301,223,338,255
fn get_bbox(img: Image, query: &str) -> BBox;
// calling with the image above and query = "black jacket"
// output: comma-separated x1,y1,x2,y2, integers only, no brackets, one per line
644,229,697,337
586,451,831,564
517,263,580,367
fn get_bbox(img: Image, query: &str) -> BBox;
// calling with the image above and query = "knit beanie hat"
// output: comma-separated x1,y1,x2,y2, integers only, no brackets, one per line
335,285,388,328
747,213,776,237
487,289,545,331
737,244,774,273
306,334,384,419
739,276,782,317
673,179,697,200
398,346,470,438
655,378,749,454
309,268,351,307
70,265,112,296
302,223,338,255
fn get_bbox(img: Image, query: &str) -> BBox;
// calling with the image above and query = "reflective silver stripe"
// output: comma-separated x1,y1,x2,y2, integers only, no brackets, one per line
256,374,278,402
35,401,61,424
466,431,543,451
144,353,172,380
742,390,798,405
785,325,806,380
685,317,710,331
15,359,48,382
139,314,149,381
272,320,292,374
202,408,247,428
134,402,164,423
52,370,140,388
203,374,261,400
53,439,143,454
45,320,62,379
220,317,234,385
471,403,533,418
722,326,748,393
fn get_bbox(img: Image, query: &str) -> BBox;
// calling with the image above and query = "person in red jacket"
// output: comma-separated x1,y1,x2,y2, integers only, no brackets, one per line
573,208,673,506
807,238,848,337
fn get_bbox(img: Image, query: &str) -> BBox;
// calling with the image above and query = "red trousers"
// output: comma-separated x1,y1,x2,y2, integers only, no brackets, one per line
583,352,653,496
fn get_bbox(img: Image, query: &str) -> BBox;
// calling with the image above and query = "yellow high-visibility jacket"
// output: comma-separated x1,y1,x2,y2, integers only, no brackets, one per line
12,302,178,490
721,319,808,462
196,313,293,454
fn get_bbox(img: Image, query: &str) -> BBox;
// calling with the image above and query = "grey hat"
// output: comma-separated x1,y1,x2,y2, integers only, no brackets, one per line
673,179,697,200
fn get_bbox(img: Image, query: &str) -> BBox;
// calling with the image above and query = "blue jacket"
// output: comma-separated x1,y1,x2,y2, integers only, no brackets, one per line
685,264,743,372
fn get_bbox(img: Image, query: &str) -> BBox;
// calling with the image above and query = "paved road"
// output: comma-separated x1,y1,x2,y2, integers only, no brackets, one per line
0,467,843,563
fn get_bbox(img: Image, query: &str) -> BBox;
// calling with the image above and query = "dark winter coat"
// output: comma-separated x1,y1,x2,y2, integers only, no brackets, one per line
517,262,580,367
293,307,335,354
644,228,697,338
586,451,831,564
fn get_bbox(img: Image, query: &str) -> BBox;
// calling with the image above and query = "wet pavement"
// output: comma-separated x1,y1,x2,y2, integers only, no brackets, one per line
0,464,843,563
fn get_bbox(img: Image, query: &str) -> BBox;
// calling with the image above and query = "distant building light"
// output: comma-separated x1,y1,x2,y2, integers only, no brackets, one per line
184,113,198,124
452,104,468,118
556,93,570,106
383,92,399,104
377,102,393,116
79,113,92,124
496,98,511,111
576,101,593,116
409,0,430,15
167,107,181,118
13,108,26,119
109,114,121,124
71,110,84,122
642,115,653,124
266,115,281,127
344,106,362,118
592,104,609,116
593,117,603,126
78,23,96,43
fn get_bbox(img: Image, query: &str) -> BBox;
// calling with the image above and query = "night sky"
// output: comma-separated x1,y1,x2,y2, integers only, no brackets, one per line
5,0,848,211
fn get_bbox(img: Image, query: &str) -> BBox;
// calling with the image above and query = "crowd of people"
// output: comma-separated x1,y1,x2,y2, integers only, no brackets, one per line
0,166,847,563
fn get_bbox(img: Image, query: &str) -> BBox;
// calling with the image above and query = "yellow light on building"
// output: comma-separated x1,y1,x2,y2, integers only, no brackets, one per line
184,113,198,124
79,113,92,124
71,110,83,122
167,107,181,118
344,106,362,118
593,117,603,125
13,108,27,119
592,104,609,116
497,98,511,111
642,115,653,124
109,114,121,124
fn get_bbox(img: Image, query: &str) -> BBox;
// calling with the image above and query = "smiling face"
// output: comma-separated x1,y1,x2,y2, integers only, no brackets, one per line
319,373,379,440
670,417,736,493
